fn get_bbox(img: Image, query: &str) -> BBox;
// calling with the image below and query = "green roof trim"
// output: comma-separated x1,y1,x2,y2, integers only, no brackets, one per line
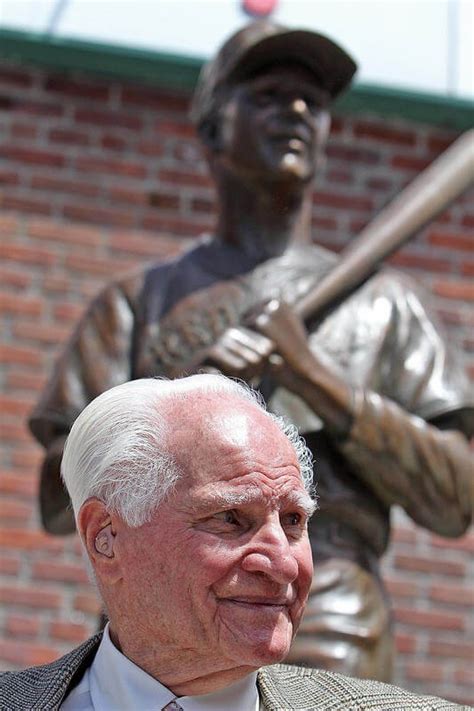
0,27,473,129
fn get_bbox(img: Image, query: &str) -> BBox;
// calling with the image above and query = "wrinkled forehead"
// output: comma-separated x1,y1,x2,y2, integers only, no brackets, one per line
165,394,299,479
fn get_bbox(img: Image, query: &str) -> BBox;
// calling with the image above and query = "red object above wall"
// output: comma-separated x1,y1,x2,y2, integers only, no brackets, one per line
241,0,278,19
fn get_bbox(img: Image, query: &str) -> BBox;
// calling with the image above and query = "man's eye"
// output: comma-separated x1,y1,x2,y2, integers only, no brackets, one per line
283,512,305,527
214,510,239,525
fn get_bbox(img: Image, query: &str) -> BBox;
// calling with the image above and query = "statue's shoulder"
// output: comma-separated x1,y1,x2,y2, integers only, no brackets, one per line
258,664,468,710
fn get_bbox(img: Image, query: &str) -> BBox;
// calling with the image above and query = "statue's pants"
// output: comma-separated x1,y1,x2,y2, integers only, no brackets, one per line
286,558,394,682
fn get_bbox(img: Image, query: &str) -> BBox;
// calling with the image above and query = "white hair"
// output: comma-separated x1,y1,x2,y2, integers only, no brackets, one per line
61,374,315,528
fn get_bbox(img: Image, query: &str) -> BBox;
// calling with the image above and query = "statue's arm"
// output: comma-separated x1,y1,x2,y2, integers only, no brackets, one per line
29,275,141,534
254,300,473,538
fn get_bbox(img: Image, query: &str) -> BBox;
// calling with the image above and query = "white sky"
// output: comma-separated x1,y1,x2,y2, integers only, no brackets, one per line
1,0,473,98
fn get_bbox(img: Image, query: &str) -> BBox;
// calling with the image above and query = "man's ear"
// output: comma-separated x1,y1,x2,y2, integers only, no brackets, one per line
77,498,121,582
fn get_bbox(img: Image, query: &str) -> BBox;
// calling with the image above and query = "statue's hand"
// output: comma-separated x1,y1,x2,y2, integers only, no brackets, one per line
251,299,314,375
203,325,274,380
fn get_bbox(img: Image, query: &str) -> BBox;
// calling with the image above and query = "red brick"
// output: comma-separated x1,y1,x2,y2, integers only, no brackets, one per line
353,120,416,146
13,322,71,345
389,251,449,273
141,214,211,237
0,292,42,316
430,533,474,552
428,230,473,252
45,75,110,101
136,139,165,157
0,169,19,185
75,108,142,130
109,232,184,258
0,471,38,498
107,186,148,205
394,607,464,630
394,554,465,577
429,640,474,659
326,143,380,165
32,560,89,585
64,252,131,276
5,370,46,392
313,189,374,212
311,215,338,231
384,578,419,598
31,174,101,198
5,614,41,638
101,133,128,151
394,632,417,654
121,86,189,111
0,213,20,234
1,194,52,216
50,620,89,643
454,670,474,686
461,214,474,228
433,279,474,301
0,343,42,366
326,169,353,184
10,98,64,117
154,120,196,138
0,67,33,87
28,218,104,246
429,583,474,606
48,127,91,146
0,639,61,667
461,262,474,277
43,276,71,293
53,302,85,322
0,529,64,553
0,555,21,576
427,133,457,154
62,203,136,228
0,268,31,289
406,662,445,683
159,168,213,189
10,123,37,139
75,155,146,178
0,584,62,609
0,421,32,443
0,242,56,266
11,450,43,469
0,395,35,416
148,191,181,210
0,500,33,524
0,145,65,167
391,154,431,171
74,592,102,616
365,176,394,192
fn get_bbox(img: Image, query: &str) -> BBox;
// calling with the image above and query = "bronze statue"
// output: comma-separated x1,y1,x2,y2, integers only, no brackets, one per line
29,22,473,681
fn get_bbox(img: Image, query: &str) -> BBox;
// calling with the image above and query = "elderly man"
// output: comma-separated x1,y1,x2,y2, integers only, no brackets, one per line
3,375,468,709
29,21,473,680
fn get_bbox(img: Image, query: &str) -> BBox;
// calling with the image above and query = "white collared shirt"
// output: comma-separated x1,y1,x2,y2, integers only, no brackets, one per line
61,624,260,711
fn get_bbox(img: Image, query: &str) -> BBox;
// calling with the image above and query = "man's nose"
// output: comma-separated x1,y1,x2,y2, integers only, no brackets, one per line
289,98,308,115
241,519,299,584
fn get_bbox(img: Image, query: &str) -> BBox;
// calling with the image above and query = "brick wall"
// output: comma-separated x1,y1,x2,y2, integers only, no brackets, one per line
0,61,472,704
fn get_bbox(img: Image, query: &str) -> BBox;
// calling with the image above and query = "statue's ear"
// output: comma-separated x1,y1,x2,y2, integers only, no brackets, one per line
198,116,222,153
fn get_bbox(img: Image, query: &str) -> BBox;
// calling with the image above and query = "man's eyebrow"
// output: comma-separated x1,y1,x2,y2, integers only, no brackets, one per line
193,487,317,517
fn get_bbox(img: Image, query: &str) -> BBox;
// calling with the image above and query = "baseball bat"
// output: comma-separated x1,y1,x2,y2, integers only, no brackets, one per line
295,129,474,322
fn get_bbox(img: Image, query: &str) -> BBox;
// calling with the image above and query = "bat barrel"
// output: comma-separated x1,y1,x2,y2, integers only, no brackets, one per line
297,129,474,321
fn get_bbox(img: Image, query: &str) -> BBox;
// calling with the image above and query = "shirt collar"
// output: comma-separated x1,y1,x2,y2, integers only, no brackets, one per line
89,624,259,711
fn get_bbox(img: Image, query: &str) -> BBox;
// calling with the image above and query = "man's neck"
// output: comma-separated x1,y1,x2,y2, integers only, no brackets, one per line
214,172,313,260
109,624,259,697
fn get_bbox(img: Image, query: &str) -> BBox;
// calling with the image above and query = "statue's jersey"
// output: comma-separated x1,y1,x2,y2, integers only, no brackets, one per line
30,237,473,560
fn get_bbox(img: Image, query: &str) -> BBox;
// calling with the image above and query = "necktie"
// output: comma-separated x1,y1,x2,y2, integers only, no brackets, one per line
162,700,183,710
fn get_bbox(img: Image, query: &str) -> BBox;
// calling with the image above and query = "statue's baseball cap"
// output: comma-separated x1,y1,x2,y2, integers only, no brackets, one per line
191,20,357,129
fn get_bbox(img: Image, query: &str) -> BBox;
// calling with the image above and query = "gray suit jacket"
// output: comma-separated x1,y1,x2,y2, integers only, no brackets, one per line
0,635,470,710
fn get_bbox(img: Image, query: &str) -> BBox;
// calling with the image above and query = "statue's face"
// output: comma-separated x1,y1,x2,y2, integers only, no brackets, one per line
216,63,330,185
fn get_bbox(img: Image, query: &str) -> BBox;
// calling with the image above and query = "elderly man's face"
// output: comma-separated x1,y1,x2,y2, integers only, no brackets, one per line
117,396,314,676
215,63,330,184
